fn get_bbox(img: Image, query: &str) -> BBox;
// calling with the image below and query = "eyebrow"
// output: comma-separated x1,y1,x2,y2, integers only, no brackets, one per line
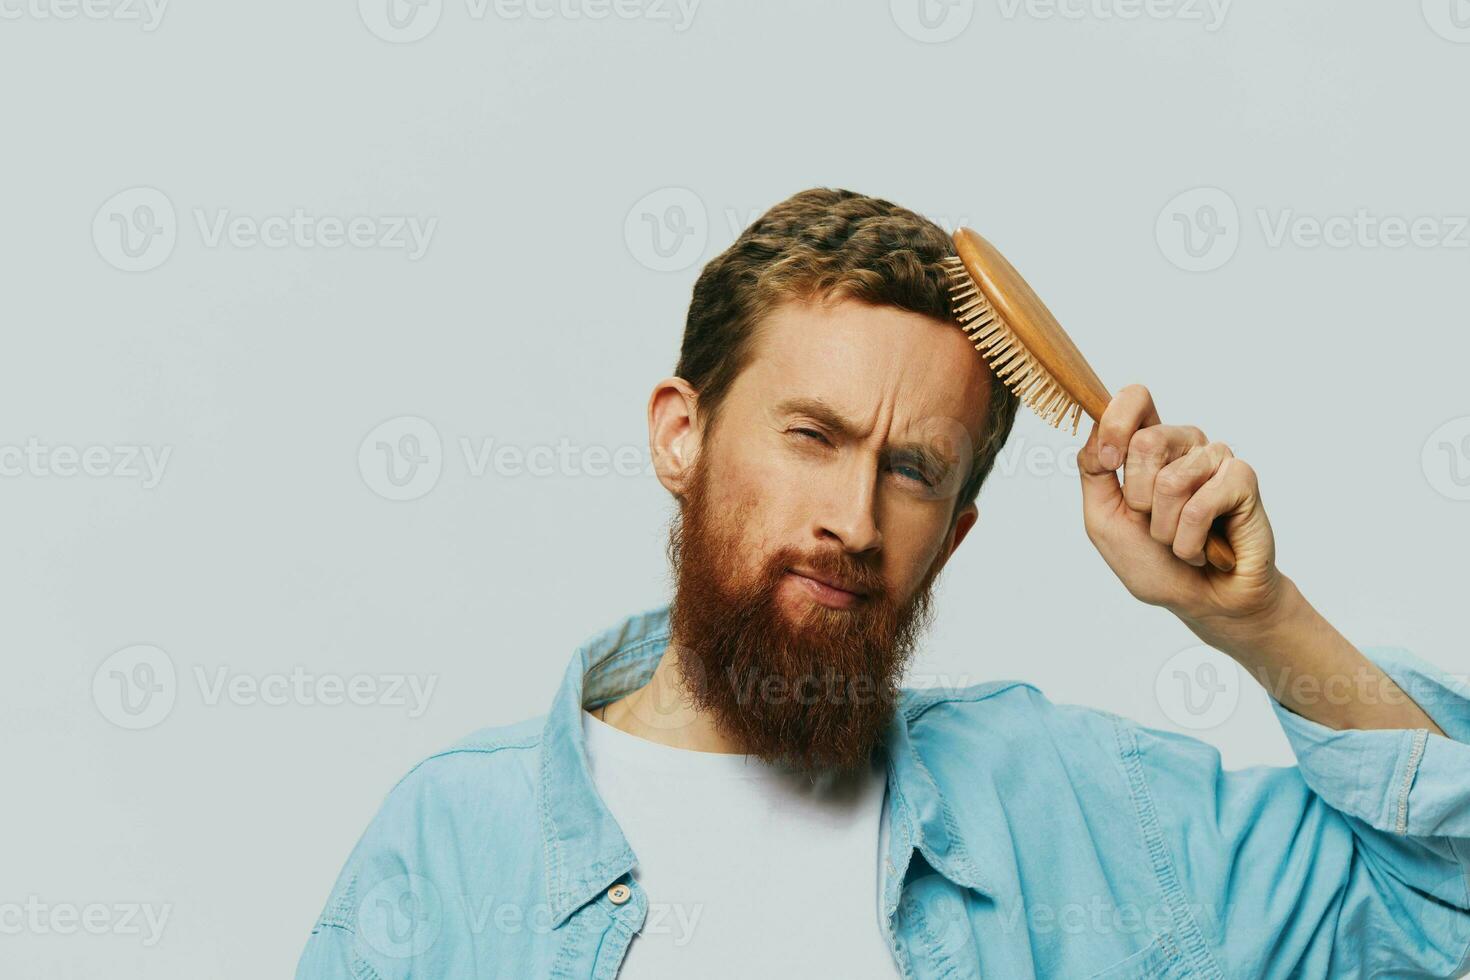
772,396,959,479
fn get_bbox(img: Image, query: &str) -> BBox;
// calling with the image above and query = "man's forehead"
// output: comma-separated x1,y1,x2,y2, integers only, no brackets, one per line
745,297,991,443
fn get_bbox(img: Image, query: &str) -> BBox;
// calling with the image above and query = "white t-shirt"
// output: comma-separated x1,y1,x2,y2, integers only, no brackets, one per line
582,708,898,979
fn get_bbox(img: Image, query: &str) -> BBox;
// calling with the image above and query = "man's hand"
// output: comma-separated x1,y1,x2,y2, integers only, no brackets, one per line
1077,384,1284,632
1077,384,1443,735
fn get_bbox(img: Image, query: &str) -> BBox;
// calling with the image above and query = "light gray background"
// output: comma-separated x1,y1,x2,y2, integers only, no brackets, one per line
3,1,1468,976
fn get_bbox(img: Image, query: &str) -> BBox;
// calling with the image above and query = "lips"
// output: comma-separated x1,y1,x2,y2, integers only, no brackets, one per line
789,567,868,597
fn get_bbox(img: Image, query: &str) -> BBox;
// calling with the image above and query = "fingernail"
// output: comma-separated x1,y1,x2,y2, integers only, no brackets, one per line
1099,445,1120,470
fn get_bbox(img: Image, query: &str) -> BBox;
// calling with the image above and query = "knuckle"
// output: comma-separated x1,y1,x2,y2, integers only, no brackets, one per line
1155,471,1190,496
1178,502,1210,526
1130,428,1165,454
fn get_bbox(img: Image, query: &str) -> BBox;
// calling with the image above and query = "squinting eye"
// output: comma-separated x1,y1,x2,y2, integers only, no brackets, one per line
792,428,829,444
894,465,933,487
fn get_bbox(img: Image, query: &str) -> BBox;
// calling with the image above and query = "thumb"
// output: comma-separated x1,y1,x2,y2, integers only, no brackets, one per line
1078,420,1124,514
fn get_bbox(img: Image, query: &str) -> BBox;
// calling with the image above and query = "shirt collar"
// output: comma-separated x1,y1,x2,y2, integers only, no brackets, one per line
536,603,989,928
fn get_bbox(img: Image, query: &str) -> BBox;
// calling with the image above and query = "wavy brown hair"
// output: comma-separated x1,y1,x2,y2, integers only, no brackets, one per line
674,187,1020,522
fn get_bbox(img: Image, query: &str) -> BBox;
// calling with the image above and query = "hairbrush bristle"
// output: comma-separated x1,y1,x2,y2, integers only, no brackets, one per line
941,255,1083,435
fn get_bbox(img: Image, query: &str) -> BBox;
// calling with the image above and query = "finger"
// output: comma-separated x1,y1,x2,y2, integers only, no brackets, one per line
1170,455,1253,568
1079,385,1160,515
1121,424,1209,513
1096,384,1161,471
1149,442,1234,550
1078,419,1123,515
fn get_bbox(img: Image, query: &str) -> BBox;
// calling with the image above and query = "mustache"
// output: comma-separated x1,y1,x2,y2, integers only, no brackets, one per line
764,545,889,602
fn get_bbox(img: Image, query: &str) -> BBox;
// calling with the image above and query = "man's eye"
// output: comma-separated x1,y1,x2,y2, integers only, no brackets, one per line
792,428,829,444
893,464,933,487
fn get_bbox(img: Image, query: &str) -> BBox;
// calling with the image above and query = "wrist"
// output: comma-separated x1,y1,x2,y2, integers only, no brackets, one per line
1179,573,1307,662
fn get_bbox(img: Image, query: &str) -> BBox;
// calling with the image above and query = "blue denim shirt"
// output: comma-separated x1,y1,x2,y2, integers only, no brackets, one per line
296,604,1470,979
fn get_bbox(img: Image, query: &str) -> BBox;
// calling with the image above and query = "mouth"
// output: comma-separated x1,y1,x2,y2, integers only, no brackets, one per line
785,568,867,610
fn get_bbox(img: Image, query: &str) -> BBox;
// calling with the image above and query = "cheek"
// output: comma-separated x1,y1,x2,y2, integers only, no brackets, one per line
722,443,805,526
878,506,952,585
699,460,780,562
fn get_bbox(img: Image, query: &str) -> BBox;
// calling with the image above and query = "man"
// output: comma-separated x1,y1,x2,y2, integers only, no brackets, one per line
296,189,1470,978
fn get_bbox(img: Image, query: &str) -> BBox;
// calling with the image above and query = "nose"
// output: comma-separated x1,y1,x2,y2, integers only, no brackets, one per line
811,456,883,555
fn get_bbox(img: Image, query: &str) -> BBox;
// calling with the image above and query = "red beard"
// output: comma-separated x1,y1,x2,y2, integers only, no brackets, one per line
665,450,942,776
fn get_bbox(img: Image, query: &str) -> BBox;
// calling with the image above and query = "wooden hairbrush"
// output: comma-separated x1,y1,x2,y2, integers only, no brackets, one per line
942,227,1236,572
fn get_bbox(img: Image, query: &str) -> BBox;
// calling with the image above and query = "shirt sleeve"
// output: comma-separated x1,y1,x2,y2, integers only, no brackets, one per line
294,920,365,980
1268,645,1470,840
293,868,379,980
1129,644,1470,979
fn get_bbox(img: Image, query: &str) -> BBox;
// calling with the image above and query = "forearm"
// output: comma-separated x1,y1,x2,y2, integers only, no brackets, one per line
1181,575,1446,736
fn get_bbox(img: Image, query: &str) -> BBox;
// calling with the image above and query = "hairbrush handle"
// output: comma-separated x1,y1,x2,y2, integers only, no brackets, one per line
950,228,1236,572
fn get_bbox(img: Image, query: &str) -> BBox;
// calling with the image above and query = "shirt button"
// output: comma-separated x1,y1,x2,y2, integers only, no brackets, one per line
608,883,631,905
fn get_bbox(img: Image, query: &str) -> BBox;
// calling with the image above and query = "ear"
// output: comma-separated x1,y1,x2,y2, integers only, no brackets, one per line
935,502,979,573
648,376,703,497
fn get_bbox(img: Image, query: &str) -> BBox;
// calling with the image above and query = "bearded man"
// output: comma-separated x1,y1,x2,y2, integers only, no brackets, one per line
296,188,1470,980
